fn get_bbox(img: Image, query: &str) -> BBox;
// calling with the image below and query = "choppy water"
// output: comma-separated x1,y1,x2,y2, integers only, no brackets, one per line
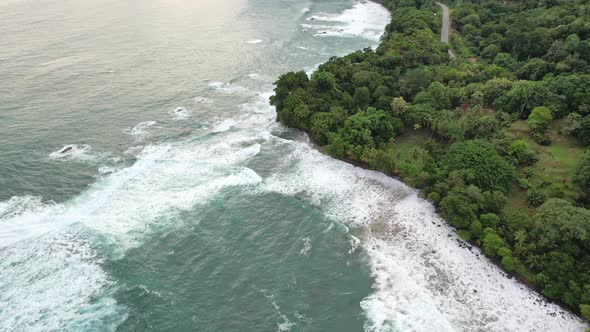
0,0,587,331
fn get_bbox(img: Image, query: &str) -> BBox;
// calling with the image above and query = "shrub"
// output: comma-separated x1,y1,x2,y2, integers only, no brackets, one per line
446,140,515,192
531,132,552,145
527,189,546,206
428,192,441,204
480,213,501,228
528,106,553,134
518,178,530,189
482,231,506,257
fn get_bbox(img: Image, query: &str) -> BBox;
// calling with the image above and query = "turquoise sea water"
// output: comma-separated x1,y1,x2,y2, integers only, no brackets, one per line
0,0,587,331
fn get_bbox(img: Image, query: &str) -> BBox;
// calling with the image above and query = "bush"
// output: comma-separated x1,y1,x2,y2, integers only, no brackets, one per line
482,231,506,257
480,213,500,228
508,140,537,166
573,149,590,193
528,106,553,134
428,192,441,204
527,189,546,206
470,220,483,238
482,191,507,213
518,178,530,189
458,230,473,241
441,191,477,229
531,132,552,145
580,304,590,321
498,247,517,271
446,140,515,192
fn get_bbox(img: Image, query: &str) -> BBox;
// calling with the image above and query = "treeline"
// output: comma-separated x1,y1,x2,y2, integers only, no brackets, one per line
271,0,590,321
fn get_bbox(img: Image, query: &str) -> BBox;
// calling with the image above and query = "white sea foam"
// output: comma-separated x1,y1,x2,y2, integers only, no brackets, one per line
49,144,93,161
248,73,261,80
0,230,126,332
246,39,263,44
3,138,263,250
299,237,311,256
123,145,142,156
194,96,212,104
208,81,248,94
124,120,157,141
262,291,296,332
302,1,390,41
97,165,116,175
0,125,266,329
169,106,191,120
211,118,238,133
348,235,361,254
49,144,118,165
259,135,588,331
208,92,276,135
304,64,320,77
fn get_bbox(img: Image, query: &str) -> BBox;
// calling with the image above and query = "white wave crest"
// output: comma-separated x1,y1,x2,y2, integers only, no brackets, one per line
193,96,212,104
302,1,390,41
49,144,94,162
246,39,263,44
299,237,311,256
0,127,266,329
124,120,157,140
208,81,247,94
212,118,238,133
258,135,588,332
0,231,126,332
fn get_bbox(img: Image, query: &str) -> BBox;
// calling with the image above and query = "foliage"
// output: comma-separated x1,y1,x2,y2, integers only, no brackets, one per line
446,140,515,192
573,149,590,194
528,106,553,134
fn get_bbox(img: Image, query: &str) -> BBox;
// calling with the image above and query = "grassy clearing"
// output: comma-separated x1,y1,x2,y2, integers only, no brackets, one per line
392,129,429,164
505,120,584,210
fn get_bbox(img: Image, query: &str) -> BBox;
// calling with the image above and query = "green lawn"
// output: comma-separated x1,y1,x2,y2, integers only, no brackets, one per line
506,120,584,210
392,129,430,166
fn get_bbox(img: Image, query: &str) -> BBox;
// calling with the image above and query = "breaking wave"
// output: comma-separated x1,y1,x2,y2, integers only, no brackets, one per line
302,1,390,41
258,130,588,331
123,120,157,141
0,123,266,329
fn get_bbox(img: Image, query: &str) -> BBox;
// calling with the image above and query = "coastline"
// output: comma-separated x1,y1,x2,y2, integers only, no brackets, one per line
276,0,589,327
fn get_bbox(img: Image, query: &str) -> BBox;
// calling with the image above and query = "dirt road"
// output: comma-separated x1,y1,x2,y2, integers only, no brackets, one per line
436,2,456,58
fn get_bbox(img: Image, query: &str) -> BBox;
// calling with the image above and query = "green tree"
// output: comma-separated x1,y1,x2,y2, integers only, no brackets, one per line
391,97,409,117
531,199,590,253
353,87,371,108
270,71,309,111
414,81,451,110
446,140,515,192
577,116,590,145
482,230,506,257
440,191,478,229
528,106,553,134
508,140,536,166
497,81,550,118
312,71,337,92
480,213,501,229
573,149,590,193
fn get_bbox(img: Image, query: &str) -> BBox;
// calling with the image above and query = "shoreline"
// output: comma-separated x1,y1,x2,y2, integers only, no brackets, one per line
280,0,588,326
